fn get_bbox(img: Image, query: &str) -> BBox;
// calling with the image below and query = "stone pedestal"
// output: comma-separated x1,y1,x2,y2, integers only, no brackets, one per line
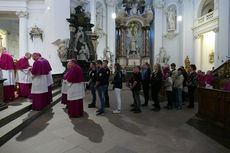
0,79,7,111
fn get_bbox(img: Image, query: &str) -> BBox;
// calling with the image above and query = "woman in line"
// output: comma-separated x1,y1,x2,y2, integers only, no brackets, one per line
111,63,123,114
151,64,163,112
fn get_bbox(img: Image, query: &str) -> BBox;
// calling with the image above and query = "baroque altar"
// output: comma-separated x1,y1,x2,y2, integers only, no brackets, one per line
116,0,153,67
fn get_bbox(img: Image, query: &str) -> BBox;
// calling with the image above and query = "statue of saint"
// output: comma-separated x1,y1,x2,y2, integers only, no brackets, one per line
77,45,89,61
75,26,84,46
130,3,138,15
130,36,137,53
96,7,103,30
52,39,69,62
157,47,170,66
167,6,176,31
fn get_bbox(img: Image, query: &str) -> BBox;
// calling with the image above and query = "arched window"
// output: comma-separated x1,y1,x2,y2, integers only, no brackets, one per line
201,0,214,16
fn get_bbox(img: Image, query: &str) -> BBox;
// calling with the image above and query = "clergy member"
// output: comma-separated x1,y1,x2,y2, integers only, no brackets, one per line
66,59,85,117
31,53,49,110
61,61,72,106
42,57,53,104
0,47,15,101
16,52,32,97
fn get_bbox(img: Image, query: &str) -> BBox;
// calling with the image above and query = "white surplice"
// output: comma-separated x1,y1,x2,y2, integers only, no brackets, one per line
66,82,85,101
2,69,15,86
16,68,32,84
31,75,48,94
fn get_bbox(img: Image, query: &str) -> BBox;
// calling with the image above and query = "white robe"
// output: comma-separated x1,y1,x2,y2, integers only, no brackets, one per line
31,75,48,94
47,72,53,86
16,68,32,84
61,80,68,94
2,69,15,86
67,82,85,101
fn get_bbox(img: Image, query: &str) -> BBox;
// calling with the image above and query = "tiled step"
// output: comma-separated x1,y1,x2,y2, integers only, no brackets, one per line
0,88,62,146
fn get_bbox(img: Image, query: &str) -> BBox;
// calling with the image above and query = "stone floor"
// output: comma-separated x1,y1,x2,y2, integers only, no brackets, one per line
0,87,229,153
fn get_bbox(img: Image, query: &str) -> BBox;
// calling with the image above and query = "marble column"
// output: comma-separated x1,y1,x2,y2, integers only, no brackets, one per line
106,0,116,65
145,27,150,57
194,35,201,70
16,11,29,58
120,26,126,57
90,0,96,31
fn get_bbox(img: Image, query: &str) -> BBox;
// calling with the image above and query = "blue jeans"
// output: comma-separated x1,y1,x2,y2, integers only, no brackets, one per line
90,82,96,105
177,88,183,109
97,85,106,113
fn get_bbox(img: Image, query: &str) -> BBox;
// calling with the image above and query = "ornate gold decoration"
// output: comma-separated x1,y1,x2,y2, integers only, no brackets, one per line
209,51,214,64
185,56,190,71
29,25,43,42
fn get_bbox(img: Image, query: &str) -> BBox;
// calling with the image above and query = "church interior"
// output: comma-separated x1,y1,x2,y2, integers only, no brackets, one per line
0,0,230,153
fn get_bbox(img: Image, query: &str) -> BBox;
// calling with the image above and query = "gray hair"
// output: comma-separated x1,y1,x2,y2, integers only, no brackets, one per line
25,52,31,56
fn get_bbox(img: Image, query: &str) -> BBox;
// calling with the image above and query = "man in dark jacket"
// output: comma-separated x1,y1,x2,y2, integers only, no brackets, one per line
141,63,151,106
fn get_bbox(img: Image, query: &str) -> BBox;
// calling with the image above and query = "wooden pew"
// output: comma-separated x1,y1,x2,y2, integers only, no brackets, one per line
197,87,230,131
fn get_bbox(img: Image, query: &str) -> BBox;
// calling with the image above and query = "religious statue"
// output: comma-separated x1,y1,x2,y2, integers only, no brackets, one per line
103,47,114,66
77,45,89,61
156,47,170,67
184,56,190,71
96,7,103,30
130,36,137,53
52,39,69,62
166,5,176,32
75,26,84,46
130,3,138,15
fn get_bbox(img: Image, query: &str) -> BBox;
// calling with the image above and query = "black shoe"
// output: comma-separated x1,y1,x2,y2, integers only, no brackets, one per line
130,104,136,107
96,109,101,113
134,109,142,113
164,106,169,109
88,103,96,108
130,108,137,112
141,104,148,107
96,111,105,116
152,107,160,112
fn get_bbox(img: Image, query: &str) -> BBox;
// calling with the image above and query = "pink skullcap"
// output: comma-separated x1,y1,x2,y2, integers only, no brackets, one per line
33,52,41,56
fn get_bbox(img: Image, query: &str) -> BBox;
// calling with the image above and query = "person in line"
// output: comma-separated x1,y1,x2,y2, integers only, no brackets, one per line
95,60,107,116
66,59,85,117
130,66,142,113
88,62,97,108
103,60,110,108
61,61,72,106
180,66,188,105
0,47,15,101
16,52,32,98
187,64,198,108
170,63,177,108
174,68,184,110
31,53,49,110
151,64,163,112
164,71,173,109
111,63,123,114
141,63,151,107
